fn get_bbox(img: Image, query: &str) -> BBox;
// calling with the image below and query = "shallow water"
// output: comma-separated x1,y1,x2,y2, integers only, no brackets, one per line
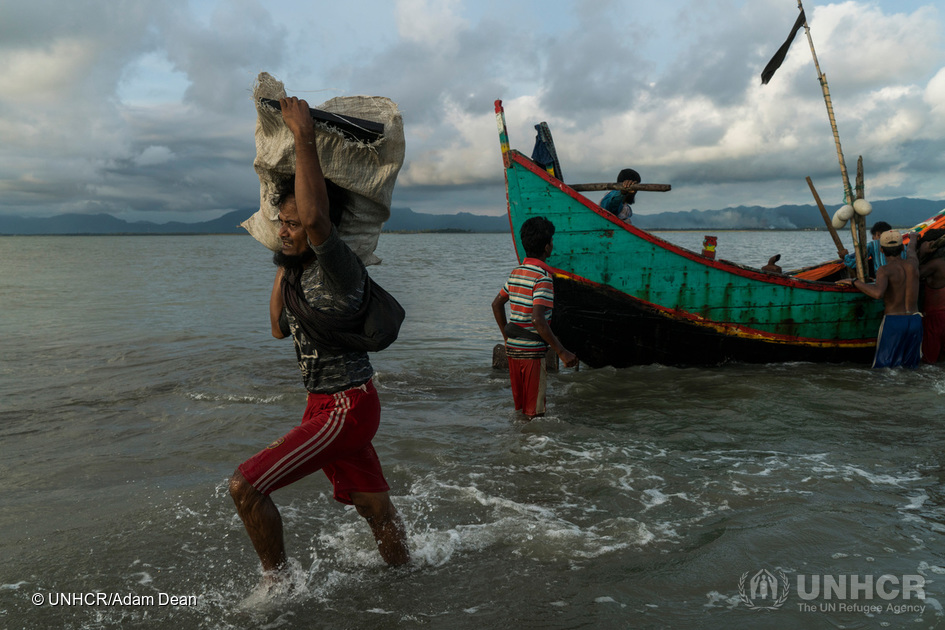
2,232,945,629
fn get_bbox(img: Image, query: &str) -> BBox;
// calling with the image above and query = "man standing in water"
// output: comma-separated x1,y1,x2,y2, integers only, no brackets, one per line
493,217,578,418
229,96,409,580
839,229,922,368
917,229,945,363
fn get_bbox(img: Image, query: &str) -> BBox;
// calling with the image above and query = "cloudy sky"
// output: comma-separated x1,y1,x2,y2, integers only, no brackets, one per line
1,0,943,222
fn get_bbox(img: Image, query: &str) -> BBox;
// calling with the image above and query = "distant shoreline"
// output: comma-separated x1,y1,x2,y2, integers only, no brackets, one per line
0,226,912,237
2,196,940,235
0,232,252,237
0,228,508,236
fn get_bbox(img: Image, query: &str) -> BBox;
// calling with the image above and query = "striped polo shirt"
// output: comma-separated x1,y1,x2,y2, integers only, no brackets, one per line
500,257,555,357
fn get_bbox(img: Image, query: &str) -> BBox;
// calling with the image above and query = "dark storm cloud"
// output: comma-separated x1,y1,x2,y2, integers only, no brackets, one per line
0,0,943,222
157,0,286,112
655,6,770,106
0,0,280,220
537,5,652,118
325,16,541,125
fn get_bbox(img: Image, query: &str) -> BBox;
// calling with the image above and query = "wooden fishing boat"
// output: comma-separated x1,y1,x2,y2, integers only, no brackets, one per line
494,100,893,368
492,3,945,369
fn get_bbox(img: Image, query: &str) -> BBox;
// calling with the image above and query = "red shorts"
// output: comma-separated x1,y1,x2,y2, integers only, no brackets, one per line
507,356,547,417
238,380,390,504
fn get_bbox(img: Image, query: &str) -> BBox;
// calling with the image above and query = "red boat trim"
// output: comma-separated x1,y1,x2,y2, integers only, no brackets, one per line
551,267,876,349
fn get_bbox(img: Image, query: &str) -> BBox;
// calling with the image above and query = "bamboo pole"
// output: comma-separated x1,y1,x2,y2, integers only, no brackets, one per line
855,156,864,200
570,183,671,193
855,156,869,272
806,176,848,259
797,0,865,279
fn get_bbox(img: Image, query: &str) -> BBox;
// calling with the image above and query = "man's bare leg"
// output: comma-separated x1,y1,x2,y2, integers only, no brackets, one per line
351,491,410,566
230,470,287,574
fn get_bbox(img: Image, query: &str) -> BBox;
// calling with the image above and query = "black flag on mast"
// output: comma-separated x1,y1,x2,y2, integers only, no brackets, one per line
761,9,807,84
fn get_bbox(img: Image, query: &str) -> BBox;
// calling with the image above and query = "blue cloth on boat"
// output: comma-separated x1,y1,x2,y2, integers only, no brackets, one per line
844,240,906,275
531,124,561,179
872,313,923,369
600,190,632,221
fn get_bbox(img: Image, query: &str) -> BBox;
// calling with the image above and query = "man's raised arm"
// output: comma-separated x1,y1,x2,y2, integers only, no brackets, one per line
280,96,332,247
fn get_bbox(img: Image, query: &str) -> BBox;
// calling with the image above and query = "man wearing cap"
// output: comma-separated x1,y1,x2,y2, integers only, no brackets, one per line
839,229,922,368
600,169,640,222
843,221,907,277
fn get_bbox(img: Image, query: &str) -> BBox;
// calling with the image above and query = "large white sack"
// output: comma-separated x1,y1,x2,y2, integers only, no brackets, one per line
241,72,405,266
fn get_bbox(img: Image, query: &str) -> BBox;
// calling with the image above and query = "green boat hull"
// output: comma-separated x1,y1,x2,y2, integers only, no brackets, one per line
496,106,883,367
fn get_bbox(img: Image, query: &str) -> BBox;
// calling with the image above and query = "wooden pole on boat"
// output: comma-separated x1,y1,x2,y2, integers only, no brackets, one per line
797,0,866,279
855,156,864,199
855,156,869,269
798,0,853,204
806,176,848,259
570,183,671,193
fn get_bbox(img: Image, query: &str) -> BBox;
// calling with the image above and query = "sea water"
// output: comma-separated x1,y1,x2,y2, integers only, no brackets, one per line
1,231,944,630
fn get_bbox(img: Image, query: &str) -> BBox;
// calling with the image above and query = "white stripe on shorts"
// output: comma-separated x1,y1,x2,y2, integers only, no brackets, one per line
254,390,352,494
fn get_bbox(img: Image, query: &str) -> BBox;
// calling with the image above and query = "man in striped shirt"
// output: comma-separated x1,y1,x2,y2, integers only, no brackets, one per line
493,217,578,418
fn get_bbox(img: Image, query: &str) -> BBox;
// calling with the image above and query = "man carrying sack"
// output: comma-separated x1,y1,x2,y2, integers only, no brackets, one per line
230,92,409,583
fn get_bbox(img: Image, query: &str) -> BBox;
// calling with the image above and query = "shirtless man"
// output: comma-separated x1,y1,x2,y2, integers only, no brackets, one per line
917,229,945,363
838,230,922,368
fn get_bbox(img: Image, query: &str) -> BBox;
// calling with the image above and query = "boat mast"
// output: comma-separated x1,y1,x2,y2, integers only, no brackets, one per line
798,0,866,278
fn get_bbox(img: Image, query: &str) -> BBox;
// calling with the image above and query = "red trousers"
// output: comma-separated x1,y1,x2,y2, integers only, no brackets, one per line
507,356,547,417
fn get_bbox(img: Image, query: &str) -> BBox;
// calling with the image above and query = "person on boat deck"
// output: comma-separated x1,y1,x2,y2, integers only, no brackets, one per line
600,168,640,222
492,217,578,419
917,228,945,363
844,221,906,277
838,229,922,369
229,96,409,583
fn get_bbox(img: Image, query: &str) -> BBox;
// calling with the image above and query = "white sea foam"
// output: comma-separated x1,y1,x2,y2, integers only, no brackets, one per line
187,392,284,404
594,596,624,606
130,571,153,585
932,378,945,395
917,561,945,575
841,465,923,486
704,590,741,610
924,597,944,614
902,493,929,510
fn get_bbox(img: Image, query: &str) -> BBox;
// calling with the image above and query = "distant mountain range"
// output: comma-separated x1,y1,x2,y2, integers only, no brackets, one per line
0,197,942,235
382,207,509,232
632,197,945,231
0,210,251,235
0,207,509,235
